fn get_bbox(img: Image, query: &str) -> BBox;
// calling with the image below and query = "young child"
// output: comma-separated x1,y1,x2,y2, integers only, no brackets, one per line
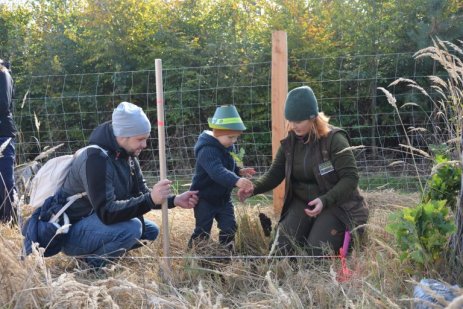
188,105,255,251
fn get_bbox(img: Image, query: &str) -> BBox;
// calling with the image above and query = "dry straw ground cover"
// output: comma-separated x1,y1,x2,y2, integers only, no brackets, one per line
2,190,450,309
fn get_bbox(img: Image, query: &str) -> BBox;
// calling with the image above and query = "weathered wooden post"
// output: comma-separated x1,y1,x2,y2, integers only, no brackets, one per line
155,59,170,272
271,31,288,215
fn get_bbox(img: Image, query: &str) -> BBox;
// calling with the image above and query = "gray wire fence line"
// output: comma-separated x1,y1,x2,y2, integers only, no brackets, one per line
14,52,446,193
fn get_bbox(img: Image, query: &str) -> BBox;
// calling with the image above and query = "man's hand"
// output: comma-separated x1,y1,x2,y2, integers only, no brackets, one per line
174,191,199,209
150,179,172,205
237,187,253,203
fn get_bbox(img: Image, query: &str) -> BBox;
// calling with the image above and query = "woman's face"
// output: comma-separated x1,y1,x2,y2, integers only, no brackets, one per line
288,119,312,137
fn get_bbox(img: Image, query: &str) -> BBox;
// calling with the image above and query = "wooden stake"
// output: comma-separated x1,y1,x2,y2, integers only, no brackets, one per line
155,59,171,271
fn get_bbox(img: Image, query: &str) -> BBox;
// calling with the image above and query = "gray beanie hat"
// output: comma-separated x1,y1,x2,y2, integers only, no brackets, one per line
112,102,151,137
284,86,319,121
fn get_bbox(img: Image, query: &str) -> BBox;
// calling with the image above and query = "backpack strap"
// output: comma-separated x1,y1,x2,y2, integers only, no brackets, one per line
74,144,108,158
48,192,87,224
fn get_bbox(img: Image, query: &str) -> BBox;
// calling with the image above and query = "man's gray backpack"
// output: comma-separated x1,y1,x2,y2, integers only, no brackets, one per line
22,145,107,257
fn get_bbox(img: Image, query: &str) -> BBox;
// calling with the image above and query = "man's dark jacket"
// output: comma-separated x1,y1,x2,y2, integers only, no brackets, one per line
62,121,174,224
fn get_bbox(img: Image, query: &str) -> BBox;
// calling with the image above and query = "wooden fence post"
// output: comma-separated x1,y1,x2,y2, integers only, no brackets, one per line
155,59,171,272
271,31,288,215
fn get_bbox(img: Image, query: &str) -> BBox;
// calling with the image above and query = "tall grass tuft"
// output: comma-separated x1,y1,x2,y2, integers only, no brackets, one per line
381,38,463,304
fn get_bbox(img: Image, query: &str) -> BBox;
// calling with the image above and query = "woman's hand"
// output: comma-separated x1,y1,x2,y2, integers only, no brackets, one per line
237,187,254,203
236,177,254,191
304,198,323,217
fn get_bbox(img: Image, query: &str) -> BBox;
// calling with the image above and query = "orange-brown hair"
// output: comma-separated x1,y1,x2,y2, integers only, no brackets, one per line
286,112,331,142
212,129,242,137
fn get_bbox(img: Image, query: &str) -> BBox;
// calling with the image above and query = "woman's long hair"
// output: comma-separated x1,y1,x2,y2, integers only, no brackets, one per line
286,112,331,142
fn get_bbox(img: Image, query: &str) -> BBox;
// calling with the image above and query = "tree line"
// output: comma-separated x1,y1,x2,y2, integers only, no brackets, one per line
2,0,461,75
1,0,462,172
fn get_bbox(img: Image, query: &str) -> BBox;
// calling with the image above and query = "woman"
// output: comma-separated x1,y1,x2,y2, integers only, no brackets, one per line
238,86,368,255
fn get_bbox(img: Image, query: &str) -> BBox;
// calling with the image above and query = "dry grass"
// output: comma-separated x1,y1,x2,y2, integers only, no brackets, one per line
4,189,456,308
2,38,460,308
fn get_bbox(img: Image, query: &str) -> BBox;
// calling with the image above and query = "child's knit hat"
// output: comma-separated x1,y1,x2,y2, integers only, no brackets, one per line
208,105,246,131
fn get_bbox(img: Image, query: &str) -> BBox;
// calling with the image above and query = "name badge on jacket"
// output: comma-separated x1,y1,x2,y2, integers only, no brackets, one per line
319,161,334,175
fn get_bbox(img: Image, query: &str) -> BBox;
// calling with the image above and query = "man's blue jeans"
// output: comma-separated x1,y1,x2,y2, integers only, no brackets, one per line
62,213,159,268
0,137,15,222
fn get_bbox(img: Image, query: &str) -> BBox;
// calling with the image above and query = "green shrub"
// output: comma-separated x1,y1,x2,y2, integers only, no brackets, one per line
422,154,461,210
386,200,456,268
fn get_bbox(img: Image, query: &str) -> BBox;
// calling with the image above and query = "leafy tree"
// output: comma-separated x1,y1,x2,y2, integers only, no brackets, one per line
0,4,31,77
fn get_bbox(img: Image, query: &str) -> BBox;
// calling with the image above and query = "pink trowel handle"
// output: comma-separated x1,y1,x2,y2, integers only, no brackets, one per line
341,230,351,257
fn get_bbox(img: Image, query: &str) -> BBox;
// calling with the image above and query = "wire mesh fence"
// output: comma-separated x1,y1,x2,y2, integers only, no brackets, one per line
14,52,448,192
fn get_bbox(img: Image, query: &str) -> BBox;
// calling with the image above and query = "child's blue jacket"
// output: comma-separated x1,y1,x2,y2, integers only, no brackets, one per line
190,131,240,204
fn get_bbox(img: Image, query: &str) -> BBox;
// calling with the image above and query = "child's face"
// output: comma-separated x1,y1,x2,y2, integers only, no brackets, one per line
216,134,241,148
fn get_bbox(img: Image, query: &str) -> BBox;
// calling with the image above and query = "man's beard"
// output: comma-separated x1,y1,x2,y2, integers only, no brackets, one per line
128,150,141,157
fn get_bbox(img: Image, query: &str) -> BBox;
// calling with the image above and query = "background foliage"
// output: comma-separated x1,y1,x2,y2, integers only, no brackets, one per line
1,0,463,187
1,2,463,306
2,0,462,75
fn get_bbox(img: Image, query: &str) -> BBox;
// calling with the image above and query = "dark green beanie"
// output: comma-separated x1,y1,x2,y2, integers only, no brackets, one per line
284,86,319,121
